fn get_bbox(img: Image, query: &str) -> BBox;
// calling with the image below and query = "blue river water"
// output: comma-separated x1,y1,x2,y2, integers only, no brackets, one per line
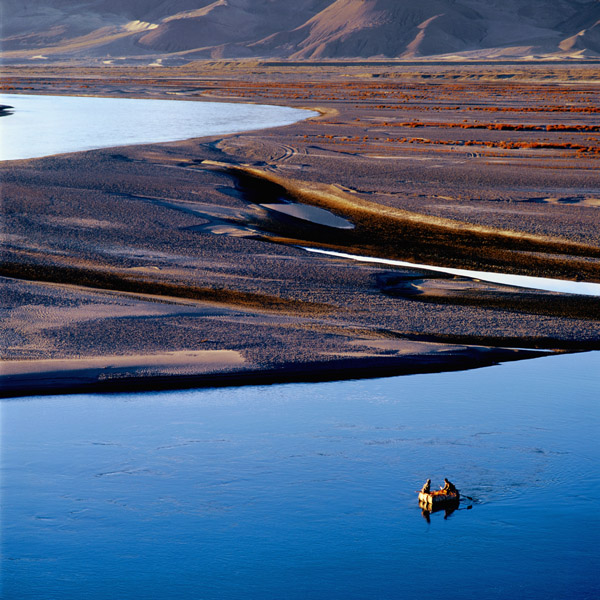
2,351,599,599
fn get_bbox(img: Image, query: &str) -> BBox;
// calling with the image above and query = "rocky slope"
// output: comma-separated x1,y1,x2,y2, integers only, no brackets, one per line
2,0,599,62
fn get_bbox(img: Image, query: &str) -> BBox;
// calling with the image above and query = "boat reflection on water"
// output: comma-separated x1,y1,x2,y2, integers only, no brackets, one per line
420,498,460,523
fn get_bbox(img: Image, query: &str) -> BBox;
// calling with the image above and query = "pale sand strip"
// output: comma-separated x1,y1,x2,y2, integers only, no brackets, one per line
1,351,245,377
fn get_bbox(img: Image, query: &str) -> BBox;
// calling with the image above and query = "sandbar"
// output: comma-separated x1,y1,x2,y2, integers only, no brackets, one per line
1,62,599,397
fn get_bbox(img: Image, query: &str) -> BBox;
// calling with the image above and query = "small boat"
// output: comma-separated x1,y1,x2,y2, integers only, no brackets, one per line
418,491,460,506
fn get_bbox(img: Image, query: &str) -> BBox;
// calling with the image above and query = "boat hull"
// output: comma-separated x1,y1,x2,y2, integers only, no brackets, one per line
418,491,459,505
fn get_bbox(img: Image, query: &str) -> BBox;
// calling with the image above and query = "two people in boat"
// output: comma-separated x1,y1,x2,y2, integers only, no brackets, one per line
421,478,458,496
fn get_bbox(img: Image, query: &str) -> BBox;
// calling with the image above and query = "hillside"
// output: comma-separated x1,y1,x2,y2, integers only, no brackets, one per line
2,0,599,62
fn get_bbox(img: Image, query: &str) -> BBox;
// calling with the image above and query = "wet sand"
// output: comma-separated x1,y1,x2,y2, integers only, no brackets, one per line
1,62,599,397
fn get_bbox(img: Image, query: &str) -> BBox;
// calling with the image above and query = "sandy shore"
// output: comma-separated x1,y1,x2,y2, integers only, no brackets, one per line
1,63,599,397
0,345,549,398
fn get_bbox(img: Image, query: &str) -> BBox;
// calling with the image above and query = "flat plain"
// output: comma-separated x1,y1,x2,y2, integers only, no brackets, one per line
1,62,599,396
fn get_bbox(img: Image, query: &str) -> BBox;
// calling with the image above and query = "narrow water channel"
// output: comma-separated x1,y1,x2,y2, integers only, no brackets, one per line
302,247,600,296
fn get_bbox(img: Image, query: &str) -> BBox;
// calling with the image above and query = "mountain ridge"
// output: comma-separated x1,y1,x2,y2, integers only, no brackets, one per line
2,0,599,63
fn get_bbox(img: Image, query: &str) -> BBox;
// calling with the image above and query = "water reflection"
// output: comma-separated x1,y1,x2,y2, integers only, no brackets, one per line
0,94,317,161
420,499,460,522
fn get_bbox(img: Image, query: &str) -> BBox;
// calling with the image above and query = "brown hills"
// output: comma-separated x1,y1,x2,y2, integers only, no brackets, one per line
2,0,600,63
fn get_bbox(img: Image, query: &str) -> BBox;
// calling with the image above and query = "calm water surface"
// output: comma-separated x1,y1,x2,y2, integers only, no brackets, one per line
2,352,599,599
0,94,316,161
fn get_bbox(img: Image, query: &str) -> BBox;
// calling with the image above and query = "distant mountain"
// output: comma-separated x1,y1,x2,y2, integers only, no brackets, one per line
2,0,599,63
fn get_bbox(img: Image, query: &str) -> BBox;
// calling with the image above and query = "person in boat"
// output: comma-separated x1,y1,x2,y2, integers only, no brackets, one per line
421,479,431,494
442,478,458,496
